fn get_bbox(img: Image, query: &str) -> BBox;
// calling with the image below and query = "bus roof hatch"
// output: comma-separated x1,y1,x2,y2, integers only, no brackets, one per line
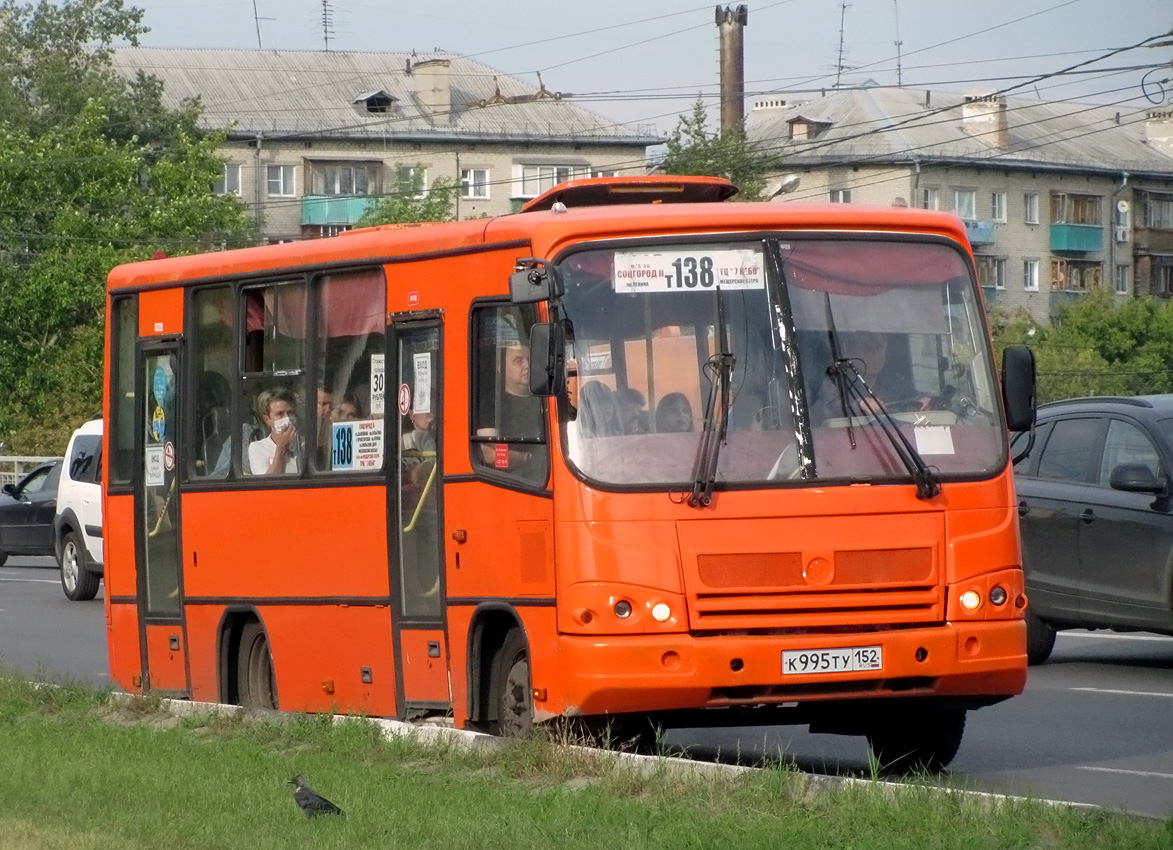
520,175,739,213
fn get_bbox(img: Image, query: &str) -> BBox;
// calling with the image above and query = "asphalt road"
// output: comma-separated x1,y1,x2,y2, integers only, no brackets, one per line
2,557,1171,818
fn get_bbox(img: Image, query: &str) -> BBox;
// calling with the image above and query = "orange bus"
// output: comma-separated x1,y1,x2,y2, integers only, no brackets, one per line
103,175,1035,771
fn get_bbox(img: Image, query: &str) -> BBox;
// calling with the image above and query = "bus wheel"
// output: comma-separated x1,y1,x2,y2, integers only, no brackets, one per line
238,621,277,709
1025,609,1056,666
866,708,965,774
491,630,533,738
60,532,100,602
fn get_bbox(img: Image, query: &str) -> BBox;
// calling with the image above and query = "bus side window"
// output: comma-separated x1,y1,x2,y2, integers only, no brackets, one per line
313,269,387,473
470,304,548,485
191,286,234,478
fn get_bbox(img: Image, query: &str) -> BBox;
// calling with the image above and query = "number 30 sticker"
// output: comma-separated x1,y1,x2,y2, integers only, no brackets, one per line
398,383,411,416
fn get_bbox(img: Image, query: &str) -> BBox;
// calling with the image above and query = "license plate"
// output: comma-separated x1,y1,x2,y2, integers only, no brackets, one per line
782,646,883,675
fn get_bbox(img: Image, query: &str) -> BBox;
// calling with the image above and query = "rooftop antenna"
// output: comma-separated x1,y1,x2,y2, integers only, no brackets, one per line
892,0,903,87
320,0,335,51
835,2,851,89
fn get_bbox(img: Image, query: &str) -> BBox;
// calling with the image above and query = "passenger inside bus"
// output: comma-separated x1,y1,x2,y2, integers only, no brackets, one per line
248,387,300,475
578,381,622,437
616,388,650,435
333,393,362,421
655,392,694,433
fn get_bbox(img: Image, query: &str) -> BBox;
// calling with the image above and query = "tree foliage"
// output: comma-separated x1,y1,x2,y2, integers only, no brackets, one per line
990,288,1173,404
353,167,457,228
0,0,256,453
658,99,776,201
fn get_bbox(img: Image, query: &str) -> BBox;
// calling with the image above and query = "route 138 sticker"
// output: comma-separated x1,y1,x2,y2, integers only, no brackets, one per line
612,247,765,294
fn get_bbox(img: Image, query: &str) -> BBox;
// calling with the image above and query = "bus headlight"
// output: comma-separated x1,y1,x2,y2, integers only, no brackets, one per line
960,590,982,611
651,603,672,622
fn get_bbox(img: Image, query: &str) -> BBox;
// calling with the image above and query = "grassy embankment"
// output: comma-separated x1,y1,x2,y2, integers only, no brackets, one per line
1,675,1169,850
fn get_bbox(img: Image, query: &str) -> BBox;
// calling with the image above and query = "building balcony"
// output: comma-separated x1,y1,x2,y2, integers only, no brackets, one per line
1050,223,1102,253
963,219,996,246
980,286,1000,310
301,194,378,227
1049,289,1083,319
1134,227,1173,253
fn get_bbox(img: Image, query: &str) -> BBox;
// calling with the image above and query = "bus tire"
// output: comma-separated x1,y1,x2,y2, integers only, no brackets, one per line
1025,608,1056,666
238,621,278,709
866,708,965,774
60,531,100,601
490,629,532,738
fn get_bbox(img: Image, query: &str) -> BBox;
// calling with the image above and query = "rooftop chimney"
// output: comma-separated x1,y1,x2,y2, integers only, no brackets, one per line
716,5,748,133
413,59,451,122
962,94,1008,150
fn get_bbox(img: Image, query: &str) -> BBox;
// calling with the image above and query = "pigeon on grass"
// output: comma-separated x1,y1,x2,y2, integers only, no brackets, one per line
289,774,344,817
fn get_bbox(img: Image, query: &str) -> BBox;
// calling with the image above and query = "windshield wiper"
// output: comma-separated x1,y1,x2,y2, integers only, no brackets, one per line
826,356,942,500
688,290,734,508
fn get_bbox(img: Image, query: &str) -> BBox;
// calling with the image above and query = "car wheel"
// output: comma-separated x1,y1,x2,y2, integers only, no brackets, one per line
1025,607,1056,666
866,708,966,775
59,531,100,602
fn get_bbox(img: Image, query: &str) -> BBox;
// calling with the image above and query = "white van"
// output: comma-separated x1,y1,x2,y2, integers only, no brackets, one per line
53,416,103,601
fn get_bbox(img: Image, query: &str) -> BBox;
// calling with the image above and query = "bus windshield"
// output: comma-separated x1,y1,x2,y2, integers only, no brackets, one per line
557,236,1004,489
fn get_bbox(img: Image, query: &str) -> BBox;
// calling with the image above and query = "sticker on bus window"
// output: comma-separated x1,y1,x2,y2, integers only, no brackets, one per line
145,446,165,486
370,353,385,416
331,419,385,471
412,353,432,414
613,248,765,294
914,425,955,455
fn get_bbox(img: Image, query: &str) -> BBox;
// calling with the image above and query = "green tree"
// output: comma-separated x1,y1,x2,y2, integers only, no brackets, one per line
658,98,775,201
354,167,457,227
0,0,256,453
989,288,1173,404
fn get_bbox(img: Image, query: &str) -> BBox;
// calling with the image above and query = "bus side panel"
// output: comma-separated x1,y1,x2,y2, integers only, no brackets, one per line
445,485,555,600
519,606,562,721
264,605,398,715
137,288,183,337
144,623,188,693
180,488,389,598
182,604,225,703
106,602,142,694
104,494,137,596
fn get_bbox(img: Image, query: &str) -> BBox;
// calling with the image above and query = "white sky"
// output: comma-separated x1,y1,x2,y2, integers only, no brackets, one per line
127,0,1172,135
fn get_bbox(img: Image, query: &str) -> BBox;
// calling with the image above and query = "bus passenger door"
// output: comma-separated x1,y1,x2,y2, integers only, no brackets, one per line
389,317,449,714
134,344,189,696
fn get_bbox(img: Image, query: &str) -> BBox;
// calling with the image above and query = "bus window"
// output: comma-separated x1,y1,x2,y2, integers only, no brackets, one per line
241,282,305,476
109,296,137,486
314,269,387,473
191,286,234,479
470,304,548,485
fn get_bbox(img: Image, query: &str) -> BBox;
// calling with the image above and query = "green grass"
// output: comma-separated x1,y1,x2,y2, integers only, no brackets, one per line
0,676,1169,850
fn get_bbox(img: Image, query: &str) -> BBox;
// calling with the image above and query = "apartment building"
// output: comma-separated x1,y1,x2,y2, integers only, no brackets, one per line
112,47,661,241
748,87,1173,324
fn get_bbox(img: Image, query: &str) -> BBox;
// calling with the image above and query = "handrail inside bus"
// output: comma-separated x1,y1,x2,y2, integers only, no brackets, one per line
402,451,437,533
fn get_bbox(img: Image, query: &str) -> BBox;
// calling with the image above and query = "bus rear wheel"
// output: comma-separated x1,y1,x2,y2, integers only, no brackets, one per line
238,621,277,709
491,630,533,738
866,708,966,774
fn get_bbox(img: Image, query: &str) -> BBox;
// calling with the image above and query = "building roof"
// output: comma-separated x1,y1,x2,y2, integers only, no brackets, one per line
747,87,1173,178
111,47,662,147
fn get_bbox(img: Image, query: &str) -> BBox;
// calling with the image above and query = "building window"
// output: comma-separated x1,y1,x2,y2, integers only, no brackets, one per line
213,164,241,196
514,164,591,198
1156,260,1173,296
1051,259,1102,291
991,192,1006,222
921,188,939,210
1023,259,1039,292
309,162,380,196
954,190,976,220
267,165,296,197
592,169,620,178
460,168,490,199
1115,264,1130,295
1146,193,1173,230
978,257,1006,290
1051,192,1101,225
1024,193,1039,224
396,165,427,198
829,188,851,203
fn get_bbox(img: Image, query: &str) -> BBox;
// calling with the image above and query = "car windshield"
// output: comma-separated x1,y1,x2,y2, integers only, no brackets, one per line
556,236,1005,490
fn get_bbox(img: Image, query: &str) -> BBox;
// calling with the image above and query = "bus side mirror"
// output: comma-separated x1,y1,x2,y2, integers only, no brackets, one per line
528,323,566,397
510,259,564,304
1001,345,1036,432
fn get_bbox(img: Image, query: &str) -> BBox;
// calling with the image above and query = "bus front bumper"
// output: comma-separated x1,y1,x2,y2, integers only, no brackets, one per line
547,619,1026,719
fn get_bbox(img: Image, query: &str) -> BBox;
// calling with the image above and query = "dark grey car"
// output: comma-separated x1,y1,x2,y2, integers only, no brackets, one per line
1013,395,1173,664
0,460,62,566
